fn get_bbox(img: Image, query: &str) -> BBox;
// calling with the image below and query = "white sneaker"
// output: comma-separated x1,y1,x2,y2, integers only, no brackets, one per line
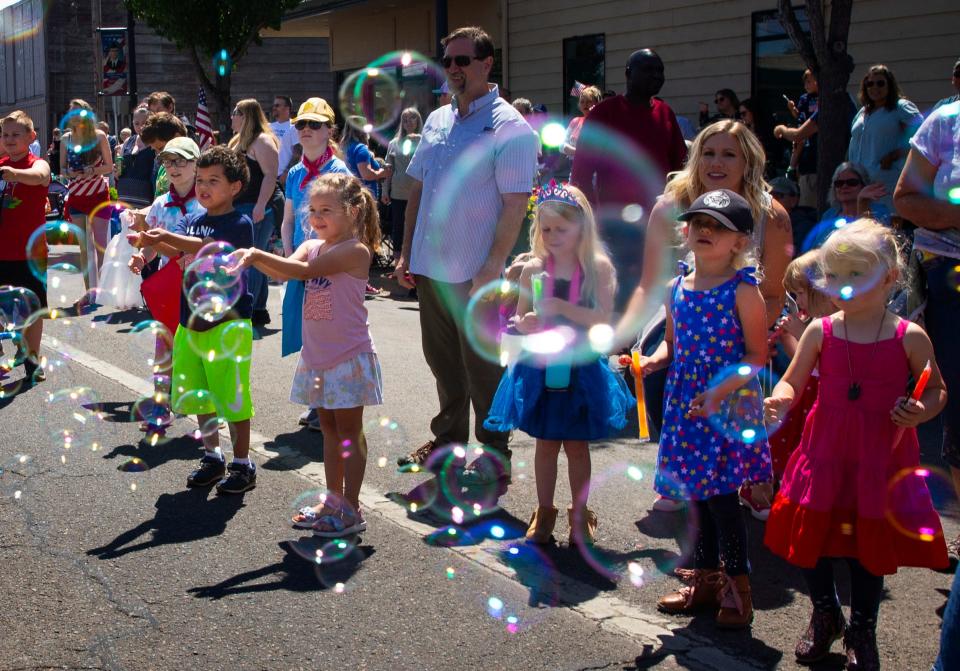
299,408,318,426
652,495,685,512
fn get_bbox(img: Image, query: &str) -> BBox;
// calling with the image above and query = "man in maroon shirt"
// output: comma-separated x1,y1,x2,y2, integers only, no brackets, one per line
571,49,687,309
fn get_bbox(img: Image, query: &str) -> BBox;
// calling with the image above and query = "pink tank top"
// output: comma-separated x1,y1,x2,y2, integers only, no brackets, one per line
301,240,376,369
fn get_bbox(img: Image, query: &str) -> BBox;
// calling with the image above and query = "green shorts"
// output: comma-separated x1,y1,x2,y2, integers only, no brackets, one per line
171,319,254,422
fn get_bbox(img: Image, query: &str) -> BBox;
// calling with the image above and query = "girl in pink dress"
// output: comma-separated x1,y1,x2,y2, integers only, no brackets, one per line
230,173,383,538
764,219,948,670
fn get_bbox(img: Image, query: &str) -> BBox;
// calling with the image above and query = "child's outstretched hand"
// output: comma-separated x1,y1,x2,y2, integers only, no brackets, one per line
128,253,145,276
688,388,722,418
890,396,925,428
763,396,792,427
225,248,255,274
514,311,541,334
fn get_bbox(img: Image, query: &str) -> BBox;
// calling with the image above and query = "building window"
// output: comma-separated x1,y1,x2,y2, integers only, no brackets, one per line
751,8,809,172
563,34,604,116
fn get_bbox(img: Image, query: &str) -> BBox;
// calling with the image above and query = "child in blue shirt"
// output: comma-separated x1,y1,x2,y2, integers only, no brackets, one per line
130,146,257,495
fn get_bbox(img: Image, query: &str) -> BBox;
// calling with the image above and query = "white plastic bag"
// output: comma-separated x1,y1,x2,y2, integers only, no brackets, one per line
97,209,143,309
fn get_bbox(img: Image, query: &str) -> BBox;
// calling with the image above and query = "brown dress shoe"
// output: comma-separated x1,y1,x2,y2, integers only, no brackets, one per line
397,440,437,469
716,573,753,628
795,609,845,663
844,628,880,671
525,506,558,544
567,506,598,546
657,568,725,615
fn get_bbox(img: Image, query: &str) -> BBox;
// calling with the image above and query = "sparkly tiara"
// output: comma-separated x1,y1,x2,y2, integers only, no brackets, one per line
535,179,581,210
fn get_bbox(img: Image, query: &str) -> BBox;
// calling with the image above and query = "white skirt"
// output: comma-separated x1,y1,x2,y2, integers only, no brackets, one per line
290,351,383,409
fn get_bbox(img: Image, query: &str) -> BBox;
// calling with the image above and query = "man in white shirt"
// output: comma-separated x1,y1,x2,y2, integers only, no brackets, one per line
269,95,300,187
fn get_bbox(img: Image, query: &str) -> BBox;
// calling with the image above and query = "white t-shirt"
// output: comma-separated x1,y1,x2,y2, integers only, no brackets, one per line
270,120,298,176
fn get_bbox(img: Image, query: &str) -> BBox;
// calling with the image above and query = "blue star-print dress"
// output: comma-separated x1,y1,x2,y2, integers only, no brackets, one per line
654,264,772,501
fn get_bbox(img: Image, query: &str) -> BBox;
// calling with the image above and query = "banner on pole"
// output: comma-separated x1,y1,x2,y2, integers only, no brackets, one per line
100,28,129,96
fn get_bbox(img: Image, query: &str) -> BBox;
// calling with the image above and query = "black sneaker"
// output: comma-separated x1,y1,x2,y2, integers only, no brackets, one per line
186,455,226,488
216,462,257,494
251,309,271,326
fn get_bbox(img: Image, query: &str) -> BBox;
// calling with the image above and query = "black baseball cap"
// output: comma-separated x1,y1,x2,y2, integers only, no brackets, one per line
678,189,754,234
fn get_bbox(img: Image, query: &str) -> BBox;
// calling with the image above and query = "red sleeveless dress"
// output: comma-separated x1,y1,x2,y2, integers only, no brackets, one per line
765,317,948,575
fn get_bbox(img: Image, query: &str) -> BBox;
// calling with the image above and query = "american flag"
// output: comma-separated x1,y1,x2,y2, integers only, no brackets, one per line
569,80,587,97
195,88,215,150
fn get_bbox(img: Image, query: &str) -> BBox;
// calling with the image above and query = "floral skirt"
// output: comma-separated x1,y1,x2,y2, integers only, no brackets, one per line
290,351,383,409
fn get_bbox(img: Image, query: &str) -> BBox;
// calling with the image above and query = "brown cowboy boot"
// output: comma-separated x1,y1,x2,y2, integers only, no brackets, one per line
657,568,725,615
716,573,754,628
525,506,558,544
567,505,598,546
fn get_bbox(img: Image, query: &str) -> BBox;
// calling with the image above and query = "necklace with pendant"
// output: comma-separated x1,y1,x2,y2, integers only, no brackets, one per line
843,313,887,401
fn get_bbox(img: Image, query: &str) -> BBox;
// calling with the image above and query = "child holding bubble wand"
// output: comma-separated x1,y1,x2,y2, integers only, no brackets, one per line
637,189,771,629
763,219,947,667
228,173,383,537
484,181,632,547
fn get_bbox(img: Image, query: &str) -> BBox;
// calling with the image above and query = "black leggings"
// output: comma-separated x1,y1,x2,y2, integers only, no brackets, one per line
802,558,884,632
693,492,750,576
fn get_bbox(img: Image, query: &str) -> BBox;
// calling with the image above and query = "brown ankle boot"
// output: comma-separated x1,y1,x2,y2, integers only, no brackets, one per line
567,506,598,546
657,568,725,615
525,506,558,544
716,573,753,628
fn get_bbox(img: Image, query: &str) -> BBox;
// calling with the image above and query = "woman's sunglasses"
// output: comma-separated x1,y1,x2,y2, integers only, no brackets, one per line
865,79,887,88
833,178,862,188
441,55,477,69
295,120,326,131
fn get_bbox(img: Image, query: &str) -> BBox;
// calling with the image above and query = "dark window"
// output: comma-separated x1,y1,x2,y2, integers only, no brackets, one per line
562,34,604,116
751,8,809,172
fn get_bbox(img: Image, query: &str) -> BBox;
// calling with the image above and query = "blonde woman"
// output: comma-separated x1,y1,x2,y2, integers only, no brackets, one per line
562,85,602,159
59,98,114,300
382,107,422,262
617,119,792,510
228,99,283,325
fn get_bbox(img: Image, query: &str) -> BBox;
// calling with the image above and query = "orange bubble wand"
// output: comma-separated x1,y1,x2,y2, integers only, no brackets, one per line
893,359,931,446
631,351,650,441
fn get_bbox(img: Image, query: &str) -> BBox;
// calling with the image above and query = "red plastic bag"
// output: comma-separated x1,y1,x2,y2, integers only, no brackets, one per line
140,257,182,336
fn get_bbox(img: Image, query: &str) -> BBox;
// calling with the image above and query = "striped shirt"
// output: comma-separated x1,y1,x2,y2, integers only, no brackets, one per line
406,84,538,283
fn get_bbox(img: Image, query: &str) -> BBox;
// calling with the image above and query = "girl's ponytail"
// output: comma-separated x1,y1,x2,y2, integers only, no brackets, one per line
356,185,382,253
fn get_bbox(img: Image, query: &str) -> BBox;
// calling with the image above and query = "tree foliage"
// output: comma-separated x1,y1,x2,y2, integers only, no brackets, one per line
124,0,301,130
778,0,856,212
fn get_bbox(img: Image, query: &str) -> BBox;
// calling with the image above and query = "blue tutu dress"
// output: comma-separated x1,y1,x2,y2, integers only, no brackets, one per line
484,278,634,441
654,264,772,501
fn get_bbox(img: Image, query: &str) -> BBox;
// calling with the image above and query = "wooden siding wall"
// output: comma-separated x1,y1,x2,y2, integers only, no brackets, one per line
0,0,49,144
507,0,960,125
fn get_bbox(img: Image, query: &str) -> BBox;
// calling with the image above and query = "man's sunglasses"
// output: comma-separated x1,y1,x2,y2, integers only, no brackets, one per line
295,120,327,130
865,80,887,88
833,178,862,188
441,55,477,69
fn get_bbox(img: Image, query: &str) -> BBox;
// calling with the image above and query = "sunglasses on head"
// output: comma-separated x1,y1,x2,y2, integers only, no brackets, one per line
441,55,477,69
865,79,887,88
295,120,326,130
834,178,862,188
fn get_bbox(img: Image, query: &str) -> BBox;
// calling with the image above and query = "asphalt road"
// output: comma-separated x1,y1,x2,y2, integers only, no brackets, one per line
0,249,955,670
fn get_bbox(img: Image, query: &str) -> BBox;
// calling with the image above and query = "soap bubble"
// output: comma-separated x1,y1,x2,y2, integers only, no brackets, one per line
183,242,243,324
41,386,103,451
340,67,402,137
886,466,955,543
129,320,174,373
463,279,523,365
59,108,100,156
119,457,149,473
0,285,41,331
27,221,86,283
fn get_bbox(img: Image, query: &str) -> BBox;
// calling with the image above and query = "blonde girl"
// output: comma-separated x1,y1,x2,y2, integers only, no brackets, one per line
484,182,633,547
765,219,947,666
231,173,383,538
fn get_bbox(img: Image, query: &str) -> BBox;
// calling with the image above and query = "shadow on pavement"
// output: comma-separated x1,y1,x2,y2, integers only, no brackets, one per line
259,429,324,470
100,434,204,470
625,629,786,670
86,487,245,559
87,400,135,424
94,306,149,328
187,539,374,599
